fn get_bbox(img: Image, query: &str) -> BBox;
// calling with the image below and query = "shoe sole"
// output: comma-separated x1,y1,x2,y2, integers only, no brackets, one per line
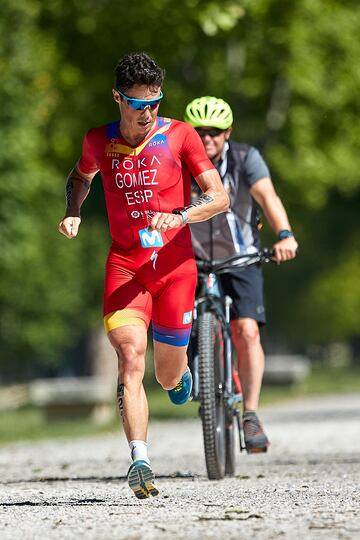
246,440,270,454
169,394,193,405
247,446,268,454
127,463,159,499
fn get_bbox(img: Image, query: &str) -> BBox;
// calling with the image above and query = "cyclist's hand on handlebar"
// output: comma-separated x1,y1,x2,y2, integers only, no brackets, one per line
58,216,81,239
272,236,298,263
149,212,183,231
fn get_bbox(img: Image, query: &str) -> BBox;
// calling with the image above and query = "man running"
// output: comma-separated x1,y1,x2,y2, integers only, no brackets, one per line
184,96,298,454
58,55,229,499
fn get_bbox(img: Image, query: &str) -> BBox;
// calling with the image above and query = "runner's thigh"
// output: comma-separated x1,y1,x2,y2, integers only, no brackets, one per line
151,260,197,347
103,249,153,331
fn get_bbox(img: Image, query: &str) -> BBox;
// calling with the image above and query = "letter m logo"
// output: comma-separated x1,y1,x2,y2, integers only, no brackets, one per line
139,228,164,248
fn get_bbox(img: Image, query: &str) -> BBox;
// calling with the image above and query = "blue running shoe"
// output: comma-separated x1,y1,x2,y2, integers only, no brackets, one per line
127,460,159,499
167,367,193,405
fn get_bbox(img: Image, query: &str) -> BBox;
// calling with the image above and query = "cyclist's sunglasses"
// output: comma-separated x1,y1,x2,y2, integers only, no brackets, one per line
117,89,163,111
196,127,225,138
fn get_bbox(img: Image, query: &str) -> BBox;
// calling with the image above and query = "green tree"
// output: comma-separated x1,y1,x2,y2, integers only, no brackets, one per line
240,0,360,346
1,0,359,381
0,1,108,380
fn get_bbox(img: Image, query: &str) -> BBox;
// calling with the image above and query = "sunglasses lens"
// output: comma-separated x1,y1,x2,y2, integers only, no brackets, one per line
118,89,163,111
197,128,223,137
128,98,161,111
130,101,144,110
141,101,160,110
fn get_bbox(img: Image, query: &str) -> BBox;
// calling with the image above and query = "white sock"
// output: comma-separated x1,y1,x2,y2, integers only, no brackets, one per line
129,440,150,464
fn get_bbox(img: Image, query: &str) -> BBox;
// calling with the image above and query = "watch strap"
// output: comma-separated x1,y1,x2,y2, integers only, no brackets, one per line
172,208,189,224
277,229,294,240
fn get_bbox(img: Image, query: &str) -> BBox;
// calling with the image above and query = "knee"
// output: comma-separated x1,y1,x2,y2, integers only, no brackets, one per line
154,367,180,391
114,341,145,381
232,319,260,348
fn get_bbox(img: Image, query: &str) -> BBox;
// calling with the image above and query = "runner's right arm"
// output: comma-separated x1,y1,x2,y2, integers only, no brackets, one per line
59,128,100,239
58,165,97,239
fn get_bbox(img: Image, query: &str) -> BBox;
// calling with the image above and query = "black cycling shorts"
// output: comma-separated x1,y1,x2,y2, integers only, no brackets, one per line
219,264,266,325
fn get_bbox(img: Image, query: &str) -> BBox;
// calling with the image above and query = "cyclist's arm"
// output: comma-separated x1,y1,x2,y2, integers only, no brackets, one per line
250,177,298,261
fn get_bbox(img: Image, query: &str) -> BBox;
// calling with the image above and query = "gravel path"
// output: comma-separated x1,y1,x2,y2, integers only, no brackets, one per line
1,393,359,539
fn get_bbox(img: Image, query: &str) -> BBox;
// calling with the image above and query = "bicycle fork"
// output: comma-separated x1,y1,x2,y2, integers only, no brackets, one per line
224,295,246,452
224,295,233,397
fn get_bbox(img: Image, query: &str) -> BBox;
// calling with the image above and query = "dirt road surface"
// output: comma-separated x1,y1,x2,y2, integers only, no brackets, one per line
0,393,359,539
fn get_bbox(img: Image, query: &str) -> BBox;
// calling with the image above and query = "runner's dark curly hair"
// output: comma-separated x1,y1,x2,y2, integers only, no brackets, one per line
114,52,165,92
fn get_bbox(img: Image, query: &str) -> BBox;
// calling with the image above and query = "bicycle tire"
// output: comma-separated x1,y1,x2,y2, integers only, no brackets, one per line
198,311,226,480
225,359,238,476
225,405,236,475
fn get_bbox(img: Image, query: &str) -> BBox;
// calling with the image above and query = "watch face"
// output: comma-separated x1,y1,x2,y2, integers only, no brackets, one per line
279,230,293,239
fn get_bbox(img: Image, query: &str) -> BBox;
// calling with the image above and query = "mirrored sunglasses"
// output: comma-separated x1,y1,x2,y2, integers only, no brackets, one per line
196,127,224,138
117,89,163,111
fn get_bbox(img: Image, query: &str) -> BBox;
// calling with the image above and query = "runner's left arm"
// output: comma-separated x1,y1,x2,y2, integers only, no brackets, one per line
150,125,229,231
150,168,228,231
184,168,229,223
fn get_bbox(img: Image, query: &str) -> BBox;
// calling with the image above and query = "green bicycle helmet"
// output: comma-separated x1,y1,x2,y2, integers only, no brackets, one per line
184,96,233,130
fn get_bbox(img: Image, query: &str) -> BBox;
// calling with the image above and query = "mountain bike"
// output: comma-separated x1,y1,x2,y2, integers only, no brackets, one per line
189,249,273,480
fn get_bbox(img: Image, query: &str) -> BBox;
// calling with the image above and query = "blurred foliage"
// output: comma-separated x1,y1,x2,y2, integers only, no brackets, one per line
0,0,359,379
0,0,108,379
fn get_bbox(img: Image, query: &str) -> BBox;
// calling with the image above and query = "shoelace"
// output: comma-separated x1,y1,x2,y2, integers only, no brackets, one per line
243,416,262,436
174,379,183,392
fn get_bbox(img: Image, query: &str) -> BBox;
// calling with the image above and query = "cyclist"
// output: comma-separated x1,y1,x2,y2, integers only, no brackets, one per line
184,96,298,453
58,56,229,499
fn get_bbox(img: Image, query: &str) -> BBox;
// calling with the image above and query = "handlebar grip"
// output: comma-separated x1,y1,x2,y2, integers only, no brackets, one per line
262,248,275,258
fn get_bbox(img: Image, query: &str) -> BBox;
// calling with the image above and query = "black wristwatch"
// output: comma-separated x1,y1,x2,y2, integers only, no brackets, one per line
172,208,189,225
277,229,294,240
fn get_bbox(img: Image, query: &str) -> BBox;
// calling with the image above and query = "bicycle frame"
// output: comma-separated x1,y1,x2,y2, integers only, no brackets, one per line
189,249,274,473
192,272,233,399
191,249,273,403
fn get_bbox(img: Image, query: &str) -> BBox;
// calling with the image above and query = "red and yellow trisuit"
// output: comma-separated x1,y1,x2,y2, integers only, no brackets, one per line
78,116,214,346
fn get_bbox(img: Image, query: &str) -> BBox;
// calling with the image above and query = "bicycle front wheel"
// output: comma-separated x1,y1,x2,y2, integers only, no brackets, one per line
225,397,236,476
198,311,226,480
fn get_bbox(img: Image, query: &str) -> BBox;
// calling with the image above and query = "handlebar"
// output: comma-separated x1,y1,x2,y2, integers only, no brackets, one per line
196,248,274,275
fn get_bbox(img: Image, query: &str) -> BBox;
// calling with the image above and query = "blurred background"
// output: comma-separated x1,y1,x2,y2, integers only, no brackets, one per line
1,0,359,441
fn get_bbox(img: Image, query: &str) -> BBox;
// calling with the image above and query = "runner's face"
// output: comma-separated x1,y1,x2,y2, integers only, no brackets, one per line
197,128,232,162
113,84,161,137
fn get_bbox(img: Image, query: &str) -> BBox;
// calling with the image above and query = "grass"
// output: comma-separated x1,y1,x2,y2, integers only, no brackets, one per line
261,363,360,404
0,364,359,445
0,389,199,445
0,407,117,445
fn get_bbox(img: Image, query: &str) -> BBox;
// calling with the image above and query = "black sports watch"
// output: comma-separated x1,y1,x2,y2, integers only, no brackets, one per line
277,229,294,240
172,208,189,225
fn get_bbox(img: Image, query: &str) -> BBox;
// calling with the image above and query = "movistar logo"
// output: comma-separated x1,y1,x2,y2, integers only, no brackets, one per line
139,228,164,248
